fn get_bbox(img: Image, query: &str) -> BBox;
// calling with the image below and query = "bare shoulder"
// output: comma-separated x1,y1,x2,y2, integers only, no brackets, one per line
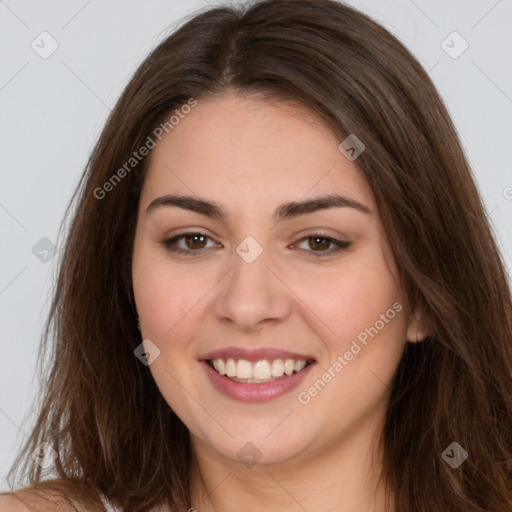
0,490,75,512
0,494,31,512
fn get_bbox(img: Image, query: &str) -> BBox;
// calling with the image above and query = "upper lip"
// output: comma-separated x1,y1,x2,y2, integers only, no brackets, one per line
199,347,316,362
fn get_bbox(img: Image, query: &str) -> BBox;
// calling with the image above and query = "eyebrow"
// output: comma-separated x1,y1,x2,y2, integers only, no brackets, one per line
145,193,372,223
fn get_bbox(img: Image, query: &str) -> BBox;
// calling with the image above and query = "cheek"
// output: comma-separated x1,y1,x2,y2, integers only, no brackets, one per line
291,253,404,348
295,259,406,428
132,248,194,339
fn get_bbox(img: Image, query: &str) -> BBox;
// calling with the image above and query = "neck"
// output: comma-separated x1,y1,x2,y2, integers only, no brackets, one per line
188,416,394,512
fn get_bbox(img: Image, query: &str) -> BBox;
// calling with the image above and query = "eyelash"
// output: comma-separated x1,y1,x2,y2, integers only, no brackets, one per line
161,231,350,257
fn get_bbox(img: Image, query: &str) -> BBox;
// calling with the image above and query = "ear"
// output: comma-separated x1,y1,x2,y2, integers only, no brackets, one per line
406,306,430,343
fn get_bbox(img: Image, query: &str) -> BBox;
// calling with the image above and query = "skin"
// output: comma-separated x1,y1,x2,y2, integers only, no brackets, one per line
131,92,428,512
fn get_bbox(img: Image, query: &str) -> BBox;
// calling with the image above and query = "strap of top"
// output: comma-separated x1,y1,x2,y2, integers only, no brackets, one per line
101,496,118,512
68,497,89,512
68,494,118,511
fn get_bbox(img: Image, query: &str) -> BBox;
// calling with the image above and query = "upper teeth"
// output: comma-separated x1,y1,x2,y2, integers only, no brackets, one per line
211,358,307,379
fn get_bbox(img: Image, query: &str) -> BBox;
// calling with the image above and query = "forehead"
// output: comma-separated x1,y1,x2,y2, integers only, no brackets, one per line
141,94,376,215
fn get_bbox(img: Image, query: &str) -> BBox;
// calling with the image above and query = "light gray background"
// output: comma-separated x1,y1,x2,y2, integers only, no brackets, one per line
1,0,511,487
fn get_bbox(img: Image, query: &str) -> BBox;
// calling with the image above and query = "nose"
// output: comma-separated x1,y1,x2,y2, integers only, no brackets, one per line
213,242,292,332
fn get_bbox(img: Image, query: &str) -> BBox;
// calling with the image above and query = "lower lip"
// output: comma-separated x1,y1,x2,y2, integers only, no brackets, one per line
200,360,315,403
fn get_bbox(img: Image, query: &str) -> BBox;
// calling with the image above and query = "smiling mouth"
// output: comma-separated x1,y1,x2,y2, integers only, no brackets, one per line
206,357,315,383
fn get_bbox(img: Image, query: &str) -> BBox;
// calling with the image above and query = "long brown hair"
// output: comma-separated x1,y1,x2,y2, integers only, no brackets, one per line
3,0,511,510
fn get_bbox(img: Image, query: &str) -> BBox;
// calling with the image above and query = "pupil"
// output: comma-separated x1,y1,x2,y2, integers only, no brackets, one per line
310,237,329,250
186,234,206,249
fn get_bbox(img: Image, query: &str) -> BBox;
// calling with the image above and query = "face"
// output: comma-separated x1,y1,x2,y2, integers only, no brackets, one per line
132,93,424,468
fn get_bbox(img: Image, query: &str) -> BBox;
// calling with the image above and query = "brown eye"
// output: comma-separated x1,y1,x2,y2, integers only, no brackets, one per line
183,234,208,249
162,232,217,254
308,237,332,251
295,233,350,256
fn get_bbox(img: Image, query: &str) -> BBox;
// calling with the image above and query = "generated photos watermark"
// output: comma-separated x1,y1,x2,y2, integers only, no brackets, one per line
297,301,403,404
94,98,198,200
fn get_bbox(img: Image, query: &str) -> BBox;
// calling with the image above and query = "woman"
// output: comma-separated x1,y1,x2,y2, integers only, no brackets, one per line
1,0,511,510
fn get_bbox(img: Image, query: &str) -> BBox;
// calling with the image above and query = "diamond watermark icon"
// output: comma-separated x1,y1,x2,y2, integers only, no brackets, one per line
338,134,365,161
31,31,59,59
237,442,262,468
31,442,58,469
32,237,56,263
236,236,263,263
441,441,468,469
134,339,161,365
441,31,469,59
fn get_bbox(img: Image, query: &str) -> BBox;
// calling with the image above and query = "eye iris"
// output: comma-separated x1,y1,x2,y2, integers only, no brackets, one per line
185,234,207,249
309,237,330,251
